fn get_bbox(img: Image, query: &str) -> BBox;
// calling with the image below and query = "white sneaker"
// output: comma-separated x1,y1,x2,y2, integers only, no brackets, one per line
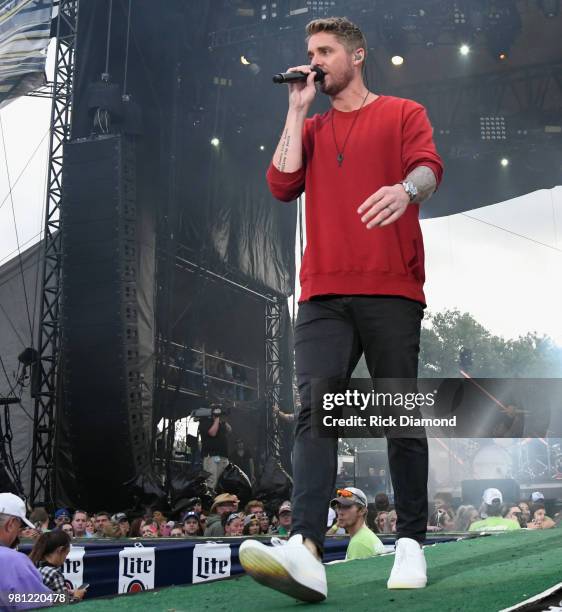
387,537,427,589
239,534,327,602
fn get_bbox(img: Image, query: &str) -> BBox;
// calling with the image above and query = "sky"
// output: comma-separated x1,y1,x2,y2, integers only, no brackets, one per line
1,42,561,347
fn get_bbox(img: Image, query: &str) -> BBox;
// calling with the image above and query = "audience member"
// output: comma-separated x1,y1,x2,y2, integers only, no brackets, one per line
453,505,479,531
152,510,167,525
433,492,453,512
223,513,243,536
469,488,520,532
170,523,184,537
112,513,130,537
199,512,208,532
101,522,122,538
332,487,384,560
53,508,70,530
244,500,264,516
259,512,270,535
272,501,292,536
383,510,397,534
29,507,50,533
29,530,86,602
129,518,143,538
518,501,531,525
243,514,261,536
141,523,158,537
204,493,239,537
71,510,92,538
373,511,388,534
61,524,74,538
183,512,203,536
0,493,52,609
530,491,545,504
93,511,111,537
527,504,555,529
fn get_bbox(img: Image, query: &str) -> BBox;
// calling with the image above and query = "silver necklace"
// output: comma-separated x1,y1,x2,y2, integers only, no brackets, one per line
330,90,371,167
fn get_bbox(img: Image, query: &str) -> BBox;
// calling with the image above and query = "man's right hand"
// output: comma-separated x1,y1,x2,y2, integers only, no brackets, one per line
286,65,318,112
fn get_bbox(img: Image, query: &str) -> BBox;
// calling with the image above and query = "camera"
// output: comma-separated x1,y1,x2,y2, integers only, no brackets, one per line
191,404,230,419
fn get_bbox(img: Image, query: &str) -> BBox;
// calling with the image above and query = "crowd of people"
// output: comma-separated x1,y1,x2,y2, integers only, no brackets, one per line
1,484,561,609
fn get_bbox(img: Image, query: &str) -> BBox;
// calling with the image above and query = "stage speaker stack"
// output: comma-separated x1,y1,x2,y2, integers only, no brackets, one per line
58,134,149,508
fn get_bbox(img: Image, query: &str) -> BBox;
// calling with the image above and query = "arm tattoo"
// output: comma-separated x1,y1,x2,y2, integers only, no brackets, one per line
277,128,291,172
405,165,437,204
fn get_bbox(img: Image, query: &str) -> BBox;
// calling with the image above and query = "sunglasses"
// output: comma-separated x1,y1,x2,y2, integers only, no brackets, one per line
336,489,353,498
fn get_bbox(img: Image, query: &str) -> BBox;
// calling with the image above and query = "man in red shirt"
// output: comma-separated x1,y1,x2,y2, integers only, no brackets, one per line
239,17,443,602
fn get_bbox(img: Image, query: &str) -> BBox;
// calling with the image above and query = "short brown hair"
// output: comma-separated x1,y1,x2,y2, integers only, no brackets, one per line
244,499,264,514
305,16,367,60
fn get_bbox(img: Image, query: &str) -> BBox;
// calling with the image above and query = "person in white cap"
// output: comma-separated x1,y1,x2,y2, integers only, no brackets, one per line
530,491,545,504
331,487,384,561
0,493,53,609
469,488,521,533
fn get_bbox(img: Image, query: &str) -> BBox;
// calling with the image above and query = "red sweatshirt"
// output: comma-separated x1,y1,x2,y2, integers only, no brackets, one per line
266,95,444,306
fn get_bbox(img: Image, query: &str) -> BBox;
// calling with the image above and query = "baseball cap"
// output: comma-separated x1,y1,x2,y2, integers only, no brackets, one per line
279,501,292,514
531,491,545,503
482,487,503,505
331,487,368,508
55,508,70,520
182,511,200,521
111,512,128,523
0,493,35,528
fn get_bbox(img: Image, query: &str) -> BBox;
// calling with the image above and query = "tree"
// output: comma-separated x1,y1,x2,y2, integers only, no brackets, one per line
419,309,562,378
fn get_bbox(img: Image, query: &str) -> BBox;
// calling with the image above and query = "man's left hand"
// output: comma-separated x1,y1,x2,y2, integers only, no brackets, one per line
357,184,410,229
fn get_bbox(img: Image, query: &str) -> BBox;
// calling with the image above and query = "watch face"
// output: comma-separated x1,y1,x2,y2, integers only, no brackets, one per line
403,181,417,199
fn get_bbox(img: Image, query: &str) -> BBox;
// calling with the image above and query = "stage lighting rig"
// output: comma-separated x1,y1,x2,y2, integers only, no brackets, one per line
480,116,507,141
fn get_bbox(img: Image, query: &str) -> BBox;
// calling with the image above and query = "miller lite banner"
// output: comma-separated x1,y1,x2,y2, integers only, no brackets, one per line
62,545,85,591
118,545,156,593
192,543,232,584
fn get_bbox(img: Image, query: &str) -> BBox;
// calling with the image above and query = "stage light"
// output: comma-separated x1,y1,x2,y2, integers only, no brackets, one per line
259,145,265,151
211,137,220,147
453,2,466,24
240,47,261,76
498,51,508,60
391,55,404,66
459,44,470,55
500,158,509,167
480,116,507,141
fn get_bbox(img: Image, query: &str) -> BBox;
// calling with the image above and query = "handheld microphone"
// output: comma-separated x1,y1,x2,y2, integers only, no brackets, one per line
272,66,325,84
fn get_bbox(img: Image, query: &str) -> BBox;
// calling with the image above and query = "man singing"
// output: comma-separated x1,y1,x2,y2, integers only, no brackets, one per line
239,16,443,602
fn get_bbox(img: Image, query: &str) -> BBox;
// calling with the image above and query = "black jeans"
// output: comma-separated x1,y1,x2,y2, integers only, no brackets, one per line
291,294,428,555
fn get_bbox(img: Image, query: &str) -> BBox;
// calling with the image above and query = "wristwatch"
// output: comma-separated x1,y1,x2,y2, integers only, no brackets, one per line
400,180,418,202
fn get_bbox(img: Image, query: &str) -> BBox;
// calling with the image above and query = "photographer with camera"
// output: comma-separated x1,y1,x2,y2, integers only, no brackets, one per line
199,405,232,490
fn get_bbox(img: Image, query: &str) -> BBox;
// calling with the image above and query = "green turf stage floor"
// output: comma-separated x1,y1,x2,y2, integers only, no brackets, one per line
78,528,562,612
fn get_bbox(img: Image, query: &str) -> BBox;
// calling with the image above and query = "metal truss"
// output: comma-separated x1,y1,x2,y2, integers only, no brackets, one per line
264,295,284,459
30,0,79,507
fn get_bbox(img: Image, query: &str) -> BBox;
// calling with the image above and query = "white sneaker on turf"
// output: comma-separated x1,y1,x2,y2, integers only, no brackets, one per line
387,537,427,589
239,534,327,602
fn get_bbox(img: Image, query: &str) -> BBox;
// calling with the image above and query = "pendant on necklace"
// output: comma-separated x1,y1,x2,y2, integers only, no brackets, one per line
337,153,344,166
